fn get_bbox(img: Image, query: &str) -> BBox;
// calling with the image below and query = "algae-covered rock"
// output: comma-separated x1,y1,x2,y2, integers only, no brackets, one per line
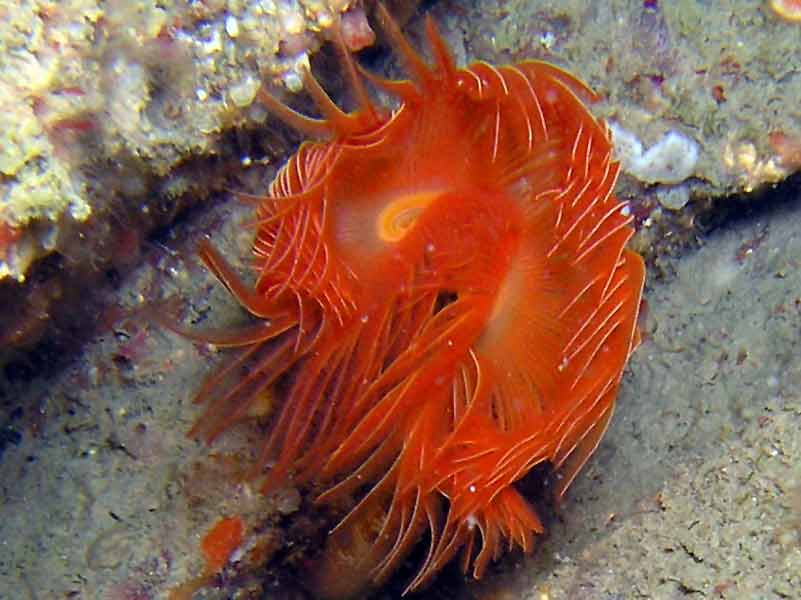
0,0,380,284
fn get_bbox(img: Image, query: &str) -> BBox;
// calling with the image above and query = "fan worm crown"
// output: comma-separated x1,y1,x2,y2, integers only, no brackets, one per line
181,5,645,596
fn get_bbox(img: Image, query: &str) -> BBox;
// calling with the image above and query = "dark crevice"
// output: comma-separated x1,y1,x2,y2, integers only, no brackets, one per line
697,171,801,235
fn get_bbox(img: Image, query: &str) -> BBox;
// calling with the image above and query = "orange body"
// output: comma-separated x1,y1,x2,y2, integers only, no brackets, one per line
185,6,645,595
200,515,245,573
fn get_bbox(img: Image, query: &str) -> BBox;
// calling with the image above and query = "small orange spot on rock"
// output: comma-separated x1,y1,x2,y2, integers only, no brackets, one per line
769,0,801,21
768,130,801,169
201,515,245,573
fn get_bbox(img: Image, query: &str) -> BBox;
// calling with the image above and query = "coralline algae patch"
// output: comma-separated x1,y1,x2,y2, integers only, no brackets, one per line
0,0,388,283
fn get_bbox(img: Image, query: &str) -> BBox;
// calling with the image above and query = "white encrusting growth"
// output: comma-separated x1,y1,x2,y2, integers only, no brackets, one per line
609,122,699,185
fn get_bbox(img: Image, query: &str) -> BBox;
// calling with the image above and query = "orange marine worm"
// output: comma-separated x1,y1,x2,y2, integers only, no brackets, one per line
176,4,645,597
